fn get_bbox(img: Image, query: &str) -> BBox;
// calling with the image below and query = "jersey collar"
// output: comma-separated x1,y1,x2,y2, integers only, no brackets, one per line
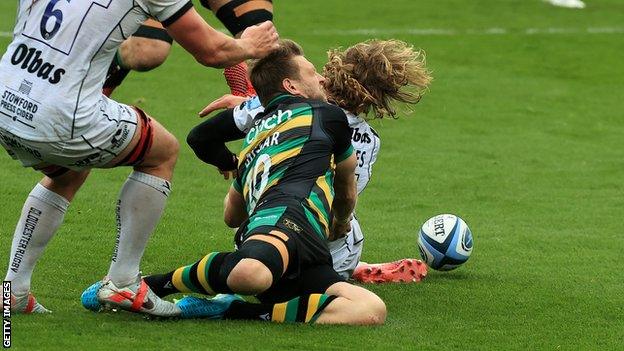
265,94,298,109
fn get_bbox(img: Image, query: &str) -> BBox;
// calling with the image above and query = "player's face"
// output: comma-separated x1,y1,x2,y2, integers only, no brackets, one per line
292,56,327,101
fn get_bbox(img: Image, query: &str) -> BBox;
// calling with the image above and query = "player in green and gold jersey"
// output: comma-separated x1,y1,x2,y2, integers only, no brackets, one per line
140,40,386,324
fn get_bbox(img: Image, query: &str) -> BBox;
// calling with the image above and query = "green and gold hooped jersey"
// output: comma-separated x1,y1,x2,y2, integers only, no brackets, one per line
233,94,353,239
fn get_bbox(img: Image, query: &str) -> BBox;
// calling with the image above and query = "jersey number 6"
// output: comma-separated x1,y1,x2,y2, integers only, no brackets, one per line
40,0,70,40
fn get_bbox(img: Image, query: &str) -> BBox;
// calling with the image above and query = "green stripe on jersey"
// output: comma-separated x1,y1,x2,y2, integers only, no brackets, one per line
246,206,287,233
309,190,330,227
303,206,326,240
240,136,308,185
335,145,354,163
324,171,335,197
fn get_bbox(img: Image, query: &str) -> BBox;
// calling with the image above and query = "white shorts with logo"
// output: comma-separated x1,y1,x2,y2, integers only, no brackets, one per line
328,216,365,279
0,98,139,171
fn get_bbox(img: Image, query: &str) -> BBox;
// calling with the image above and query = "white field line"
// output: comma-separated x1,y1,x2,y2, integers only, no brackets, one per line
310,27,624,36
1,27,624,38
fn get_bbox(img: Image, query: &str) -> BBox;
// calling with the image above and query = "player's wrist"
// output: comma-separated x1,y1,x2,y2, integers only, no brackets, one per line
236,38,258,59
334,214,352,224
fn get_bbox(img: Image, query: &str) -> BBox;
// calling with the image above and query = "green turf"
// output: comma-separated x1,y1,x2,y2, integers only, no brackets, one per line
1,1,623,350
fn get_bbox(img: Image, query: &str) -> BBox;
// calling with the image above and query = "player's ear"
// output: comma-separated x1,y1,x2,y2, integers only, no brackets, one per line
282,77,301,96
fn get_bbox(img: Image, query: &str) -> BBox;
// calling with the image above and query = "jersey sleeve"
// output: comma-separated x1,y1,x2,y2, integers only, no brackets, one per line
232,177,243,194
233,96,265,133
140,0,194,27
186,109,246,170
321,105,354,162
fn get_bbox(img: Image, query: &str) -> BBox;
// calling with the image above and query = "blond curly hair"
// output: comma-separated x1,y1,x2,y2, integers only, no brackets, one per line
323,39,432,119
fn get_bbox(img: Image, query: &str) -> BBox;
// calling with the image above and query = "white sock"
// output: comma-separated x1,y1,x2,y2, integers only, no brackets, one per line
107,171,171,287
4,183,69,296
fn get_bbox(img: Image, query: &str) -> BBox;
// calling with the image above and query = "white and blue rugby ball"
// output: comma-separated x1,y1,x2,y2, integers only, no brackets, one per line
418,214,473,271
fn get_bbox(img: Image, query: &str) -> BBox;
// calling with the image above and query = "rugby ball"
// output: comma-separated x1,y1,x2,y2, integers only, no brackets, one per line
418,214,473,271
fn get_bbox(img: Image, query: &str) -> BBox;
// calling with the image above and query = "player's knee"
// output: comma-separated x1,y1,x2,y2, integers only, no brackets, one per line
41,169,90,201
227,259,272,293
120,37,171,72
132,40,170,71
356,292,386,325
164,131,180,160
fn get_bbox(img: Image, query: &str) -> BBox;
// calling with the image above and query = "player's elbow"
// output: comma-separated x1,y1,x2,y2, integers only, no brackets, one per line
224,204,245,228
224,213,242,228
194,54,221,68
186,127,204,153
194,51,230,68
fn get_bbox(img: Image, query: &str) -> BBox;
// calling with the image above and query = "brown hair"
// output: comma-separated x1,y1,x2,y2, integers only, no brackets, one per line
323,39,432,119
249,39,304,106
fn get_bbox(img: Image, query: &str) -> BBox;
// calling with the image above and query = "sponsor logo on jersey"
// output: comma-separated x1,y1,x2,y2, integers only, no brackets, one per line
9,44,66,84
1,90,39,122
351,127,372,144
245,109,292,144
243,131,280,167
282,218,302,234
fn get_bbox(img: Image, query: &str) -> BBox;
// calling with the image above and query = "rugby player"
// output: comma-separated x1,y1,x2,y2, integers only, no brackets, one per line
188,39,433,283
103,0,272,97
85,39,387,324
1,0,277,314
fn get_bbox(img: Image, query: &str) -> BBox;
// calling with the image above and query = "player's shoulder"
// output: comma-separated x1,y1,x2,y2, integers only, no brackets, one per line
301,99,348,122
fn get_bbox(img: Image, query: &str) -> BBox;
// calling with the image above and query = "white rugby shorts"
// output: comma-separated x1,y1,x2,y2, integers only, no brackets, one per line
328,216,365,279
0,98,141,173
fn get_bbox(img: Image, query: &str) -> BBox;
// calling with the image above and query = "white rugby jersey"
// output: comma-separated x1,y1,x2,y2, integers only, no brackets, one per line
0,0,192,141
232,96,381,194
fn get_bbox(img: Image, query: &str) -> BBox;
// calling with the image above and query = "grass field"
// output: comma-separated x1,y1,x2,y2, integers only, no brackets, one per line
1,1,624,350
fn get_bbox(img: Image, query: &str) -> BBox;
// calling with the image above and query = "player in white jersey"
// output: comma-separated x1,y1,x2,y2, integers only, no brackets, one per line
187,39,432,283
0,0,278,315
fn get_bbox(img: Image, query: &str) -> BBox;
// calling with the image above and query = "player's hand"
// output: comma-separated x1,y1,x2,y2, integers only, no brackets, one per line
218,154,239,180
239,21,279,59
329,217,352,241
219,169,238,180
199,94,248,117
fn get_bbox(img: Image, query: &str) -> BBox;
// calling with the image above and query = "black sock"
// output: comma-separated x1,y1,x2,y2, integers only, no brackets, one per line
143,272,177,297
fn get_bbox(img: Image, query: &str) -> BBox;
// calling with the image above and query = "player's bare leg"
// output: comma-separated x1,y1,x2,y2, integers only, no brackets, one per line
92,111,183,317
103,19,172,97
172,280,386,325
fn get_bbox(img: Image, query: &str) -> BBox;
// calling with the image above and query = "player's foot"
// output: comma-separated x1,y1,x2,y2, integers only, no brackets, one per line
352,259,428,284
11,292,51,314
102,60,130,97
223,62,256,97
96,278,181,317
175,294,244,319
81,280,105,312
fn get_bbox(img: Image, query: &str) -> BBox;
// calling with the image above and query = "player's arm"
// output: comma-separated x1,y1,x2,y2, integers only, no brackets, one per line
164,7,278,67
322,105,358,240
187,108,245,172
224,185,248,228
331,152,358,240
